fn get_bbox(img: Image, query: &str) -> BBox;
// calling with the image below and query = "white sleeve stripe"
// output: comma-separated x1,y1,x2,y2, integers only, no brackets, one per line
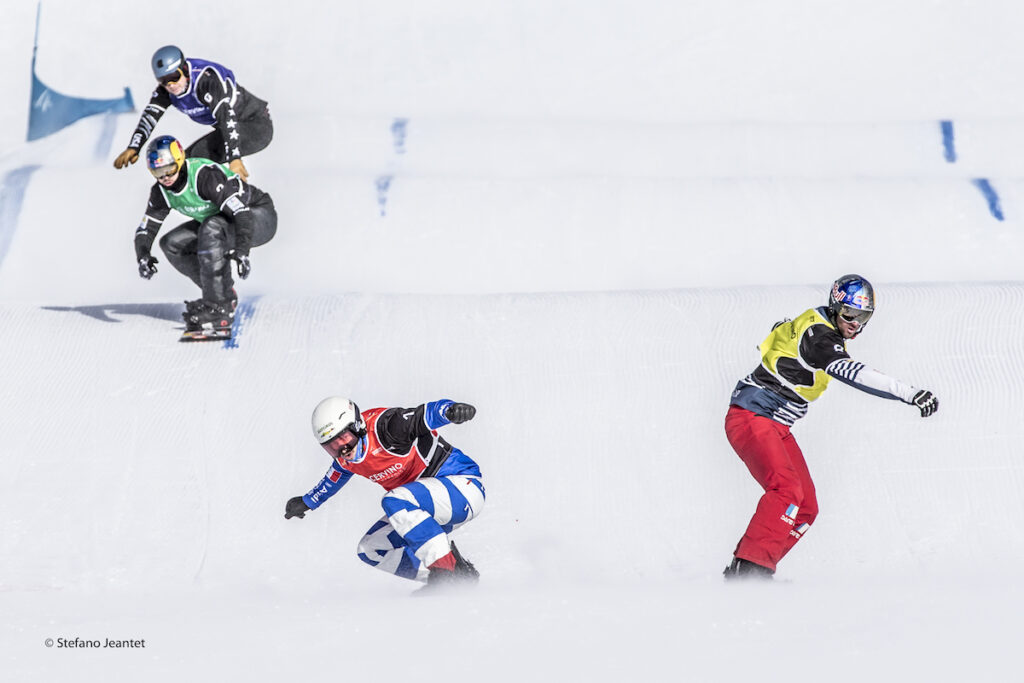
211,98,232,115
826,358,864,381
219,193,240,209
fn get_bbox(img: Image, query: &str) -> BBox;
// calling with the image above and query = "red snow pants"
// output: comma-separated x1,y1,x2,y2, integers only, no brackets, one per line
725,405,819,571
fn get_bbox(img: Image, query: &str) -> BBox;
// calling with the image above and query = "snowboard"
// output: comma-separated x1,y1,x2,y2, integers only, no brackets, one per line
179,327,232,342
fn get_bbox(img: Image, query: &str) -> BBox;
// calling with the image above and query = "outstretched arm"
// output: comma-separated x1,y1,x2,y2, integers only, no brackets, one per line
826,359,938,417
285,461,354,519
114,89,172,168
800,324,938,418
425,399,476,427
378,400,475,444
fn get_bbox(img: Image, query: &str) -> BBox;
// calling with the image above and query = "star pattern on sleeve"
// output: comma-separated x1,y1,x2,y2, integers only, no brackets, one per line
224,108,240,158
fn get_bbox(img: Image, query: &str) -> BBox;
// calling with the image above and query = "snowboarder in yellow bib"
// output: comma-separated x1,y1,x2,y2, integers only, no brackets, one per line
723,275,939,580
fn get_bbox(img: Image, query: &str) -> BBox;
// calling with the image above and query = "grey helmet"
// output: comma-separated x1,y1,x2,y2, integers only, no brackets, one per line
151,45,185,81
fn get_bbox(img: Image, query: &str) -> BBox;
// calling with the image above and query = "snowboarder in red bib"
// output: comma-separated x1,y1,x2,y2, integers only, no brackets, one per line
285,398,485,592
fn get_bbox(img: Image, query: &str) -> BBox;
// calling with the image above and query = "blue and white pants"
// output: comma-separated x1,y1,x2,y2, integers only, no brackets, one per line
357,475,486,581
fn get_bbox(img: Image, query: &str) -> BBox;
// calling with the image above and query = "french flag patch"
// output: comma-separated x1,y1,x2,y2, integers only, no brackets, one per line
781,504,799,526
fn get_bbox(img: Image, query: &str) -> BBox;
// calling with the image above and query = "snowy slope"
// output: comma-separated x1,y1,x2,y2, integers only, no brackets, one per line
1,286,1022,682
1,1,1023,682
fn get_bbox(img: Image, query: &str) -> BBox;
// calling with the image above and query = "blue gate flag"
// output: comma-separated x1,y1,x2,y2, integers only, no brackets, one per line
26,4,134,141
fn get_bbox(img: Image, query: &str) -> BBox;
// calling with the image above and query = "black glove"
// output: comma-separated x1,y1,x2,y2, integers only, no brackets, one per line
285,496,310,519
138,256,158,280
911,390,938,418
445,402,476,424
228,250,251,279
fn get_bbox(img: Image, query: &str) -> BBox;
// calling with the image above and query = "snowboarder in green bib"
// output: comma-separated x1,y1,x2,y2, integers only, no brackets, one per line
134,135,277,340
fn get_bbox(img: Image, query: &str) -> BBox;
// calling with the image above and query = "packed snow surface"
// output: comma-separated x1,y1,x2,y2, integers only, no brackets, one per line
1,1,1022,681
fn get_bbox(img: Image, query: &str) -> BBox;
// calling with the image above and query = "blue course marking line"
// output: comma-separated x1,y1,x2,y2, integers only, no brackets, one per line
223,296,260,349
376,118,409,217
0,165,41,270
971,179,1004,221
376,175,393,217
391,118,408,154
940,120,956,162
939,122,1004,220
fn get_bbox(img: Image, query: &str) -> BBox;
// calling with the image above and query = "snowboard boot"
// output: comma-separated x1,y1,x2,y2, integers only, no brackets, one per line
185,288,236,316
183,297,205,329
185,299,234,335
417,541,479,595
449,541,480,581
723,557,775,581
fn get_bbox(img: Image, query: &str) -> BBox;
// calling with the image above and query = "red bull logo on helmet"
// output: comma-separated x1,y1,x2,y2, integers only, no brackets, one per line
833,281,870,309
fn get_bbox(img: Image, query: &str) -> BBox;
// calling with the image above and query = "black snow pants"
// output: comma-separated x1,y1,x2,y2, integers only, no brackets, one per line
185,94,274,163
158,195,277,303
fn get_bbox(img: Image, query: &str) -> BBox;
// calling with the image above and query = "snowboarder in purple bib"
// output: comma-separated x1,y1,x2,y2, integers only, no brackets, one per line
113,45,273,183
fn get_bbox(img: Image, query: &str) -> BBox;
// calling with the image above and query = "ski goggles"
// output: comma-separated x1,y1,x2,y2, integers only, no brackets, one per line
149,164,179,180
159,68,186,87
836,304,873,325
322,427,362,460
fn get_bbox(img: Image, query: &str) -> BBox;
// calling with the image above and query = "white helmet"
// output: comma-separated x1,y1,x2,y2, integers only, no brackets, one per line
311,397,365,444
